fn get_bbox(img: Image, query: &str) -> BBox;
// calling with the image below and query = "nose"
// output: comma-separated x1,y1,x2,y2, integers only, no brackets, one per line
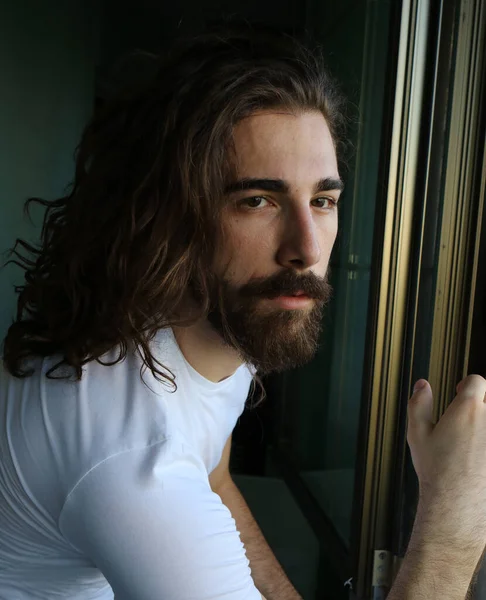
276,210,322,270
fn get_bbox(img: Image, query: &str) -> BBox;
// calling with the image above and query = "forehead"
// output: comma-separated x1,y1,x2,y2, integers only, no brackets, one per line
231,110,339,181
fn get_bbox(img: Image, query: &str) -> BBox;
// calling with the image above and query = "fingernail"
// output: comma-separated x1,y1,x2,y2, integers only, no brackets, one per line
414,380,427,392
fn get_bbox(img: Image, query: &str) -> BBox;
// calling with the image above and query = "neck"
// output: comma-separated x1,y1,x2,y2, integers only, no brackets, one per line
172,320,244,383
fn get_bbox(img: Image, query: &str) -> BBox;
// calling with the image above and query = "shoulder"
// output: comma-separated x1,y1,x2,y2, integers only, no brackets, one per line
0,344,177,511
51,347,175,470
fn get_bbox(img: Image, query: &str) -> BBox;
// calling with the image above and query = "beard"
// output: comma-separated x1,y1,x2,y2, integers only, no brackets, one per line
197,268,333,376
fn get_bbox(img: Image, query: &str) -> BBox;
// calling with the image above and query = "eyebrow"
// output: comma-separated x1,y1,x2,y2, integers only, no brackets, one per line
224,177,345,195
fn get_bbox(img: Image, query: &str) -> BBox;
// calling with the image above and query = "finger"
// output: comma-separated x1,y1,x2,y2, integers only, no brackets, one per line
407,380,434,442
456,374,486,403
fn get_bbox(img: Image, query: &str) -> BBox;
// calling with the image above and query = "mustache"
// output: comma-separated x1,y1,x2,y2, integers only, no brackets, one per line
238,270,332,302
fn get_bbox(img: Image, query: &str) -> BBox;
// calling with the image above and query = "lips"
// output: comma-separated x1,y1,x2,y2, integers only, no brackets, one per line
265,290,308,299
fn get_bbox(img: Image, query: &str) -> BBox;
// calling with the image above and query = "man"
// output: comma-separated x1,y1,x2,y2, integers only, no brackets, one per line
0,26,485,600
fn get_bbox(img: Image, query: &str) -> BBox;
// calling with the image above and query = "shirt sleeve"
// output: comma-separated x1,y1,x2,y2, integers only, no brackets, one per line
58,439,262,600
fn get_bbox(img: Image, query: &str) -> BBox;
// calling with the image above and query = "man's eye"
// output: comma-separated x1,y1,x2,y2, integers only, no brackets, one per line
313,197,338,209
240,196,269,209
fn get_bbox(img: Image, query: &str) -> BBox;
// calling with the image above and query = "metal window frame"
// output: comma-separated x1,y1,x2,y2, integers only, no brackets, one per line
353,0,486,597
428,0,486,411
351,0,434,595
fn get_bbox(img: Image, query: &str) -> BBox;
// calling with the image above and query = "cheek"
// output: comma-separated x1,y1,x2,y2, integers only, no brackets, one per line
224,230,275,279
319,216,339,252
228,217,274,253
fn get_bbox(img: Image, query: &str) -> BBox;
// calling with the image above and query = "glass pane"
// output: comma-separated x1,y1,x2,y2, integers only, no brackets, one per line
270,0,393,546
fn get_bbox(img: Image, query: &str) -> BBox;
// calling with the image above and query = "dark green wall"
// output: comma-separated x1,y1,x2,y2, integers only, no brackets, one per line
96,0,307,95
0,1,101,341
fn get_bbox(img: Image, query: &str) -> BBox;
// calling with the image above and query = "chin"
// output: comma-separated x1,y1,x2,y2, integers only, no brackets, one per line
250,335,321,375
212,302,325,375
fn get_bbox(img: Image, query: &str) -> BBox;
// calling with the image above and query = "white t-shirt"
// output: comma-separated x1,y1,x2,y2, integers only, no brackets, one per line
0,327,262,599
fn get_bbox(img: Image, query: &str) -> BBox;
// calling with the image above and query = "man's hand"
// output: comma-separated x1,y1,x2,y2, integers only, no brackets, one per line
388,375,486,599
407,375,486,559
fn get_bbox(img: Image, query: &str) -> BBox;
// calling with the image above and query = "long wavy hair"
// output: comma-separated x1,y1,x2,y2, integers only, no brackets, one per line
1,25,347,403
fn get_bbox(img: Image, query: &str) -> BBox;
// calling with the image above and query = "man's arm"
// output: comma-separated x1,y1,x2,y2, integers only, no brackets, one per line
209,435,302,600
387,526,480,599
61,440,264,600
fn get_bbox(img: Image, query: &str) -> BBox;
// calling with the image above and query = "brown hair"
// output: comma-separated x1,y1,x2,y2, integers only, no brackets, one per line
2,25,347,401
